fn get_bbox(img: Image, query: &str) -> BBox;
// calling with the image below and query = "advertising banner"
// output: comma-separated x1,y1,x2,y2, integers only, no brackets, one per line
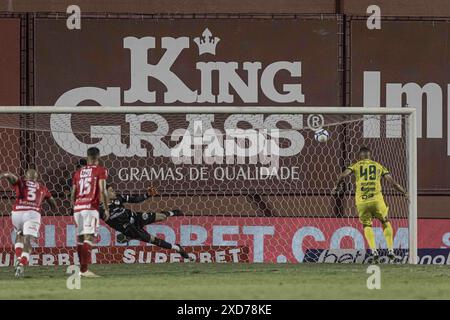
0,216,448,265
34,18,341,107
31,17,344,198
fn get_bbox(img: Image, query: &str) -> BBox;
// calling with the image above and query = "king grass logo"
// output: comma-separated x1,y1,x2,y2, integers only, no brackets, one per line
49,27,307,167
54,27,304,106
50,27,307,162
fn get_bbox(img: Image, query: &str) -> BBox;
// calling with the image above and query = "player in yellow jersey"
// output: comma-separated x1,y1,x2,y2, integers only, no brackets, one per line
333,147,408,262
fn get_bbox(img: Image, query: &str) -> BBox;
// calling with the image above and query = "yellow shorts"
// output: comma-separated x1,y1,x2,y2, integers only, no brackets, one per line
356,200,389,226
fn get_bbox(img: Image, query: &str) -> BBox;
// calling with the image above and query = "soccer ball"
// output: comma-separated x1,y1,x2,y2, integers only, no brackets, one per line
314,129,330,142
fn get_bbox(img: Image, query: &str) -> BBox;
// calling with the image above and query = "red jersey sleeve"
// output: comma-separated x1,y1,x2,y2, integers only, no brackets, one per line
13,178,24,198
44,186,52,199
98,167,108,180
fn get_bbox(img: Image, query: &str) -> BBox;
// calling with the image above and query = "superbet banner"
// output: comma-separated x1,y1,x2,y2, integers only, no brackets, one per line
0,217,449,266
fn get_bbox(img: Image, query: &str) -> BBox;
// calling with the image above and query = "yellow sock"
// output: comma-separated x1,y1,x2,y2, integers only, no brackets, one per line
383,222,394,250
364,226,376,250
364,227,376,250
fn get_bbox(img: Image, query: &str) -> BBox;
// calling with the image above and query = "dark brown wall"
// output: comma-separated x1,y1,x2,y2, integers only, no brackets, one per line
0,0,336,14
0,18,20,105
0,18,21,178
342,0,450,17
3,0,450,16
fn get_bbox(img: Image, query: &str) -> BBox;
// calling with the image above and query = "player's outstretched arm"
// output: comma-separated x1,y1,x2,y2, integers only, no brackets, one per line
332,168,352,195
384,174,409,200
122,194,148,203
0,172,18,185
122,186,159,203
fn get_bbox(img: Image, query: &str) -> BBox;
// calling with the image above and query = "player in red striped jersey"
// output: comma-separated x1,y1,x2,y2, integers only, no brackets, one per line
70,147,109,278
0,169,56,277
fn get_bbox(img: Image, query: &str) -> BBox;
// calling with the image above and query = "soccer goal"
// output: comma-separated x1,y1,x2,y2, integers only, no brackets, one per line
0,106,417,265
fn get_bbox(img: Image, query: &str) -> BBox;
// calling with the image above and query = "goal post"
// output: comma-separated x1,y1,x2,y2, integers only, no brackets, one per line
0,106,417,265
407,108,418,264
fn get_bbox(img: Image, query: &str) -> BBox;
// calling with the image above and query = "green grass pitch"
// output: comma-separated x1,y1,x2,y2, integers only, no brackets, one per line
0,263,449,299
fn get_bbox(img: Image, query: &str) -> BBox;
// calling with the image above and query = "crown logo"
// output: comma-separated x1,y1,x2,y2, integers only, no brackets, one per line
194,28,220,55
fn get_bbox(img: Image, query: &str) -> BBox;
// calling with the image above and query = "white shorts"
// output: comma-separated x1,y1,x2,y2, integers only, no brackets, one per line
11,210,41,238
74,210,99,236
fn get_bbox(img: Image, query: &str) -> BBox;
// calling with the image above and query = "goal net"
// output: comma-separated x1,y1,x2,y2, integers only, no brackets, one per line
0,106,417,266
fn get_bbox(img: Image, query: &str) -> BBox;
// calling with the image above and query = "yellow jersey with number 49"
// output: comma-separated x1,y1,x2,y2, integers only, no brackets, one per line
347,159,390,205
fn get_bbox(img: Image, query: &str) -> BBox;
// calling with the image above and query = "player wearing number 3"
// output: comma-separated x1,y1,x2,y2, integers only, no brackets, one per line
71,147,109,277
0,169,57,277
333,147,408,263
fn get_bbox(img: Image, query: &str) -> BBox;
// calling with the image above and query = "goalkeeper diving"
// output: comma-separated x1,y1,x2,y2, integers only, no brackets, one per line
333,147,408,262
99,186,190,259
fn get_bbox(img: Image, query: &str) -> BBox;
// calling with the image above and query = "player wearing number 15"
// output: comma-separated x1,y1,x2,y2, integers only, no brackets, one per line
0,169,57,277
333,147,408,262
71,147,109,277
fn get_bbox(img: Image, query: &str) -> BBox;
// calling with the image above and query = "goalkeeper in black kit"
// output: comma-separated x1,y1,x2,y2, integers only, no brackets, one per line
99,186,190,259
